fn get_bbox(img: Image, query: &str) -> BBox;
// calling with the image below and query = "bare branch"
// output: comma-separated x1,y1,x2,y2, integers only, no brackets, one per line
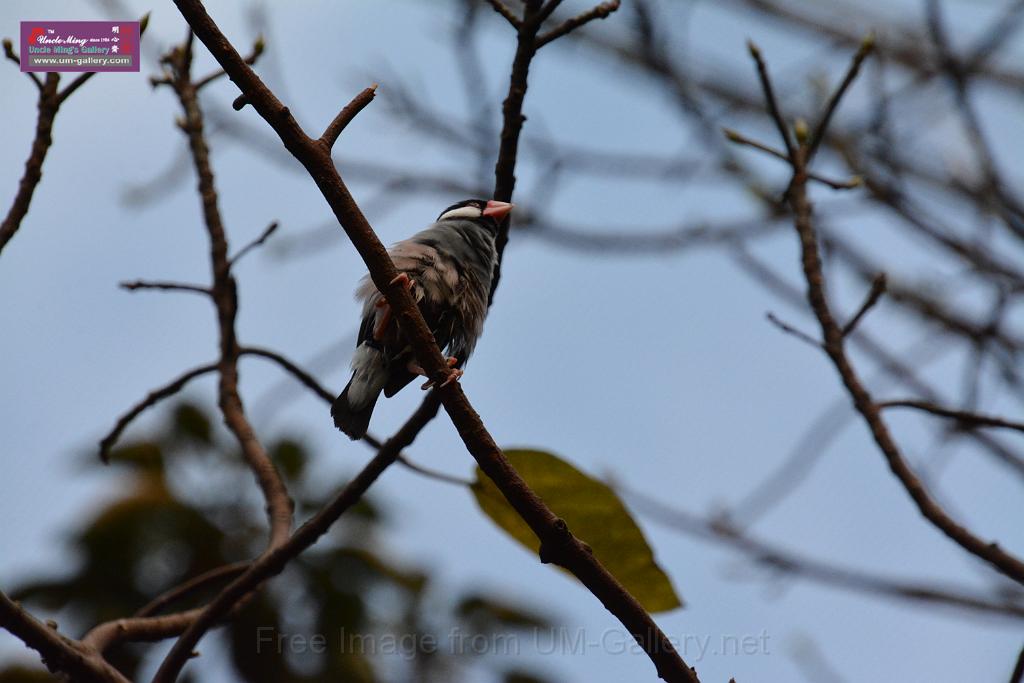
120,279,213,296
841,272,887,336
485,0,521,29
228,220,280,267
766,312,823,350
2,37,42,90
135,561,250,619
98,362,218,463
319,84,378,150
152,392,444,683
753,44,1024,584
807,33,875,160
625,487,1024,620
240,346,333,403
195,34,264,90
745,40,795,160
723,128,862,190
536,0,622,48
878,400,1024,434
0,73,60,256
165,36,294,548
0,591,129,683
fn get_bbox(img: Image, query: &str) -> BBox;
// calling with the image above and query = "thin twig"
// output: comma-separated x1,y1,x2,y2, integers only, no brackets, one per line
98,362,219,463
485,0,521,29
320,84,378,150
195,34,264,90
3,38,42,89
239,346,333,403
0,73,60,256
536,0,622,48
746,40,795,160
228,221,279,267
120,280,213,296
842,272,886,336
807,33,875,160
136,561,250,618
878,400,1024,434
766,312,823,350
625,486,1024,620
723,128,862,190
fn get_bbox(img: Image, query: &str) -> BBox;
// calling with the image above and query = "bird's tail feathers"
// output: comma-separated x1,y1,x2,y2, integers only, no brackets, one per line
331,344,387,440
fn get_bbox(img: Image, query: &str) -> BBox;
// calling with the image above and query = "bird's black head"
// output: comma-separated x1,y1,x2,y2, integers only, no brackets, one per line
437,198,514,232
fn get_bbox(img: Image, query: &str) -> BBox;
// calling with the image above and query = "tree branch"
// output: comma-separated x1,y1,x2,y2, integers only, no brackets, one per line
167,36,293,548
878,400,1024,434
740,44,1024,586
120,279,213,296
485,0,522,29
152,391,442,683
99,362,219,463
228,220,279,268
536,0,622,48
319,84,378,150
841,272,886,336
0,590,129,683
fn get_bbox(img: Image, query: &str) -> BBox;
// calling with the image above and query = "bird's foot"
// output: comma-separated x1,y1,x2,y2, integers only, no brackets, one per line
373,305,392,341
373,276,415,340
416,357,462,390
390,272,415,290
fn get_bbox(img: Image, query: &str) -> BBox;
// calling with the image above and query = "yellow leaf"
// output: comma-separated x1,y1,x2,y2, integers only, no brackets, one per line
471,449,682,613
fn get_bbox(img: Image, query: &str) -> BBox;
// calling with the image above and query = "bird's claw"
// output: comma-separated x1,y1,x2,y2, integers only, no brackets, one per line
373,276,416,340
419,357,461,390
390,272,415,290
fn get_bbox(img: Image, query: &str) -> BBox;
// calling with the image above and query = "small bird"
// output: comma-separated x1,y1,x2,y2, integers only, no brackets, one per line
331,198,514,439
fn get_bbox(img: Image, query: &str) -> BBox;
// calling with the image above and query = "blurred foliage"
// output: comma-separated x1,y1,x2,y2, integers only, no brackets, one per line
472,449,682,613
1,403,556,683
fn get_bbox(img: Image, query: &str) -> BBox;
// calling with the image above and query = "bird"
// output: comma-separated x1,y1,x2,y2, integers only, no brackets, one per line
331,198,514,439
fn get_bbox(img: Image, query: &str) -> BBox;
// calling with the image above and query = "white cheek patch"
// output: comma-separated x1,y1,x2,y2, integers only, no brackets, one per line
439,205,483,221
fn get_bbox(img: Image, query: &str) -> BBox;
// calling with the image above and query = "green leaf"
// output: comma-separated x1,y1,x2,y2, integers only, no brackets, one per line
171,402,213,445
470,448,682,613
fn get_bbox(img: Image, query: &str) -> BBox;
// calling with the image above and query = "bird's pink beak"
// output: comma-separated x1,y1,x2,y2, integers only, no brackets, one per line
482,200,514,220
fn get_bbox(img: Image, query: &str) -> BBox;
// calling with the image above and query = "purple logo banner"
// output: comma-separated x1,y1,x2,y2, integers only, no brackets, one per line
20,21,139,73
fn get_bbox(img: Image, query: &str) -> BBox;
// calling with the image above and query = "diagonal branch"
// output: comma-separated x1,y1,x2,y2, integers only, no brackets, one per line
99,362,219,463
152,390,443,683
745,40,795,160
159,3,697,682
0,72,60,256
320,84,378,150
536,0,622,48
626,487,1024,621
841,272,886,336
228,220,279,268
485,0,522,29
0,590,129,683
878,400,1024,434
